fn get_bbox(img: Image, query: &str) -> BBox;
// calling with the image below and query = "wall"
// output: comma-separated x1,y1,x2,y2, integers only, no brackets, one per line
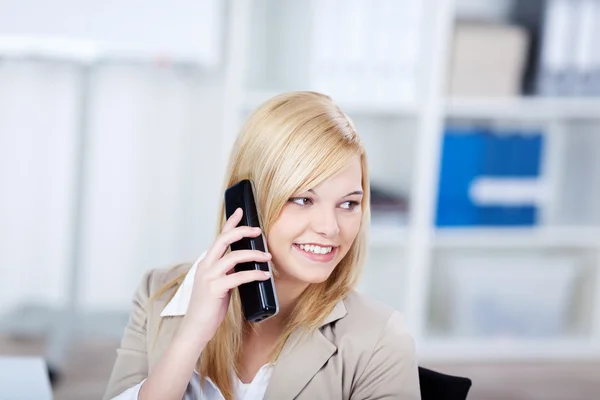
0,1,226,316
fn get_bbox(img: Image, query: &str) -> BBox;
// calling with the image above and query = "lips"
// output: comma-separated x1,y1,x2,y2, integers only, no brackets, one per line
293,243,338,263
296,243,333,254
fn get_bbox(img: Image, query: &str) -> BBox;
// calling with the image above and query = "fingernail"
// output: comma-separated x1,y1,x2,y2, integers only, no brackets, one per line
264,252,271,258
236,208,242,214
263,271,271,277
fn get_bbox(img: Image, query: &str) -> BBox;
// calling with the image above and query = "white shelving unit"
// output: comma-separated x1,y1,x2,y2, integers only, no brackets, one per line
421,338,600,361
434,227,600,249
446,97,600,121
242,90,421,117
221,0,600,361
369,225,410,248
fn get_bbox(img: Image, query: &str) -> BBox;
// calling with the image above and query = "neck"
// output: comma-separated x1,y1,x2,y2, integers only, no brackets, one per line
249,276,307,336
274,276,309,316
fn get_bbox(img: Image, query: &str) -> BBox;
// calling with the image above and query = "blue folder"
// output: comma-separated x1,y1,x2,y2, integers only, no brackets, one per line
436,126,544,227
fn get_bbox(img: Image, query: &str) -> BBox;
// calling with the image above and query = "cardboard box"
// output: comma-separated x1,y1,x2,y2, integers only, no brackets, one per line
448,22,530,97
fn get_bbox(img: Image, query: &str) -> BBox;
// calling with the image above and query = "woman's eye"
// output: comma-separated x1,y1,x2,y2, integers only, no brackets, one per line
340,201,360,210
290,197,313,206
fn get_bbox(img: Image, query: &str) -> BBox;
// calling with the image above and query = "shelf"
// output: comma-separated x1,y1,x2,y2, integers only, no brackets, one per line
419,338,600,362
242,91,420,117
434,227,600,249
446,97,600,121
369,225,409,247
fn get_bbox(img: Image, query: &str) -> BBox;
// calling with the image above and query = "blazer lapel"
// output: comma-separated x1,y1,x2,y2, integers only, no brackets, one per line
149,315,184,370
264,300,347,399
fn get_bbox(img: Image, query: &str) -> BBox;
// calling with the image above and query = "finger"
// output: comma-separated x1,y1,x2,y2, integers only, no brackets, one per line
217,269,271,291
211,250,271,276
203,208,243,265
222,207,243,234
204,225,263,264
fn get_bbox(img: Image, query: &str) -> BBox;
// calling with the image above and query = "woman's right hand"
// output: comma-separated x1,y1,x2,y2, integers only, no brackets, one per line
137,209,270,400
178,207,272,346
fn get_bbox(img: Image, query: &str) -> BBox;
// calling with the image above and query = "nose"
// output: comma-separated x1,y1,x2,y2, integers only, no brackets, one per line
311,206,340,238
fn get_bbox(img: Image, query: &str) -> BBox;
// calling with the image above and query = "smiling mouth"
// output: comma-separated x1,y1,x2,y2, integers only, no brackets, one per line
294,243,336,255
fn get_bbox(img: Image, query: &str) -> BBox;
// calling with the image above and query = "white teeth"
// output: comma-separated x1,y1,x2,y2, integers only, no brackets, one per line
298,244,333,254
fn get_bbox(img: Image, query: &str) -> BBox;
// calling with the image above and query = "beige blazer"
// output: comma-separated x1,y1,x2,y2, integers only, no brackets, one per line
103,263,421,399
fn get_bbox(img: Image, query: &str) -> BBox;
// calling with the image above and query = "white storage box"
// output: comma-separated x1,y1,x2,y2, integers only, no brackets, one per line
440,253,579,338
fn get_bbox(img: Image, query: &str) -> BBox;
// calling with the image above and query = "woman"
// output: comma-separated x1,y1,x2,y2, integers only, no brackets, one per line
104,91,420,400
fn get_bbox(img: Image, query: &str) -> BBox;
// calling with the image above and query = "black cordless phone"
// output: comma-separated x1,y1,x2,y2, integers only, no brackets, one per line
224,179,279,322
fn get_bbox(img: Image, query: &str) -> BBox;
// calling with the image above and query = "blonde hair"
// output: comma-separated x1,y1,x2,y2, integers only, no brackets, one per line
158,91,370,399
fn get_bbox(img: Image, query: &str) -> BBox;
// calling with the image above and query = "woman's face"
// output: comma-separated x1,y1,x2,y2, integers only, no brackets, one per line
267,156,364,287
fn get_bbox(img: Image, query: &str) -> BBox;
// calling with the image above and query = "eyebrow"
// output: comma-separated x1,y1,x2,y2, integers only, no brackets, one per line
307,189,364,197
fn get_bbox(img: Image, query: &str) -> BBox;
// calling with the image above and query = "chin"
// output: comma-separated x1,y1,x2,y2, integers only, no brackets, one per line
290,260,339,285
298,272,332,285
274,261,335,286
273,248,345,286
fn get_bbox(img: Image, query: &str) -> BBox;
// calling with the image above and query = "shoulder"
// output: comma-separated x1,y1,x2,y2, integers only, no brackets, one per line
332,292,420,398
330,290,416,361
341,290,411,337
134,262,193,305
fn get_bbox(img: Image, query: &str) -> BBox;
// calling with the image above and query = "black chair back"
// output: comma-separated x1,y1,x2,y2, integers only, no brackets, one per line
418,366,472,400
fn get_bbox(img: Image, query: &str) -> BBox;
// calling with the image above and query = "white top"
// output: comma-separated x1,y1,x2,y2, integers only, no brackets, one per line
110,365,272,400
111,253,272,400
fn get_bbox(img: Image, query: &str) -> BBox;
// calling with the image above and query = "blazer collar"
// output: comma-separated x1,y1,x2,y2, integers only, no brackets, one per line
159,251,206,317
159,251,348,399
264,299,346,399
160,251,348,327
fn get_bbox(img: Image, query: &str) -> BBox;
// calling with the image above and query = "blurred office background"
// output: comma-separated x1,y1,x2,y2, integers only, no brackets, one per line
1,0,599,399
